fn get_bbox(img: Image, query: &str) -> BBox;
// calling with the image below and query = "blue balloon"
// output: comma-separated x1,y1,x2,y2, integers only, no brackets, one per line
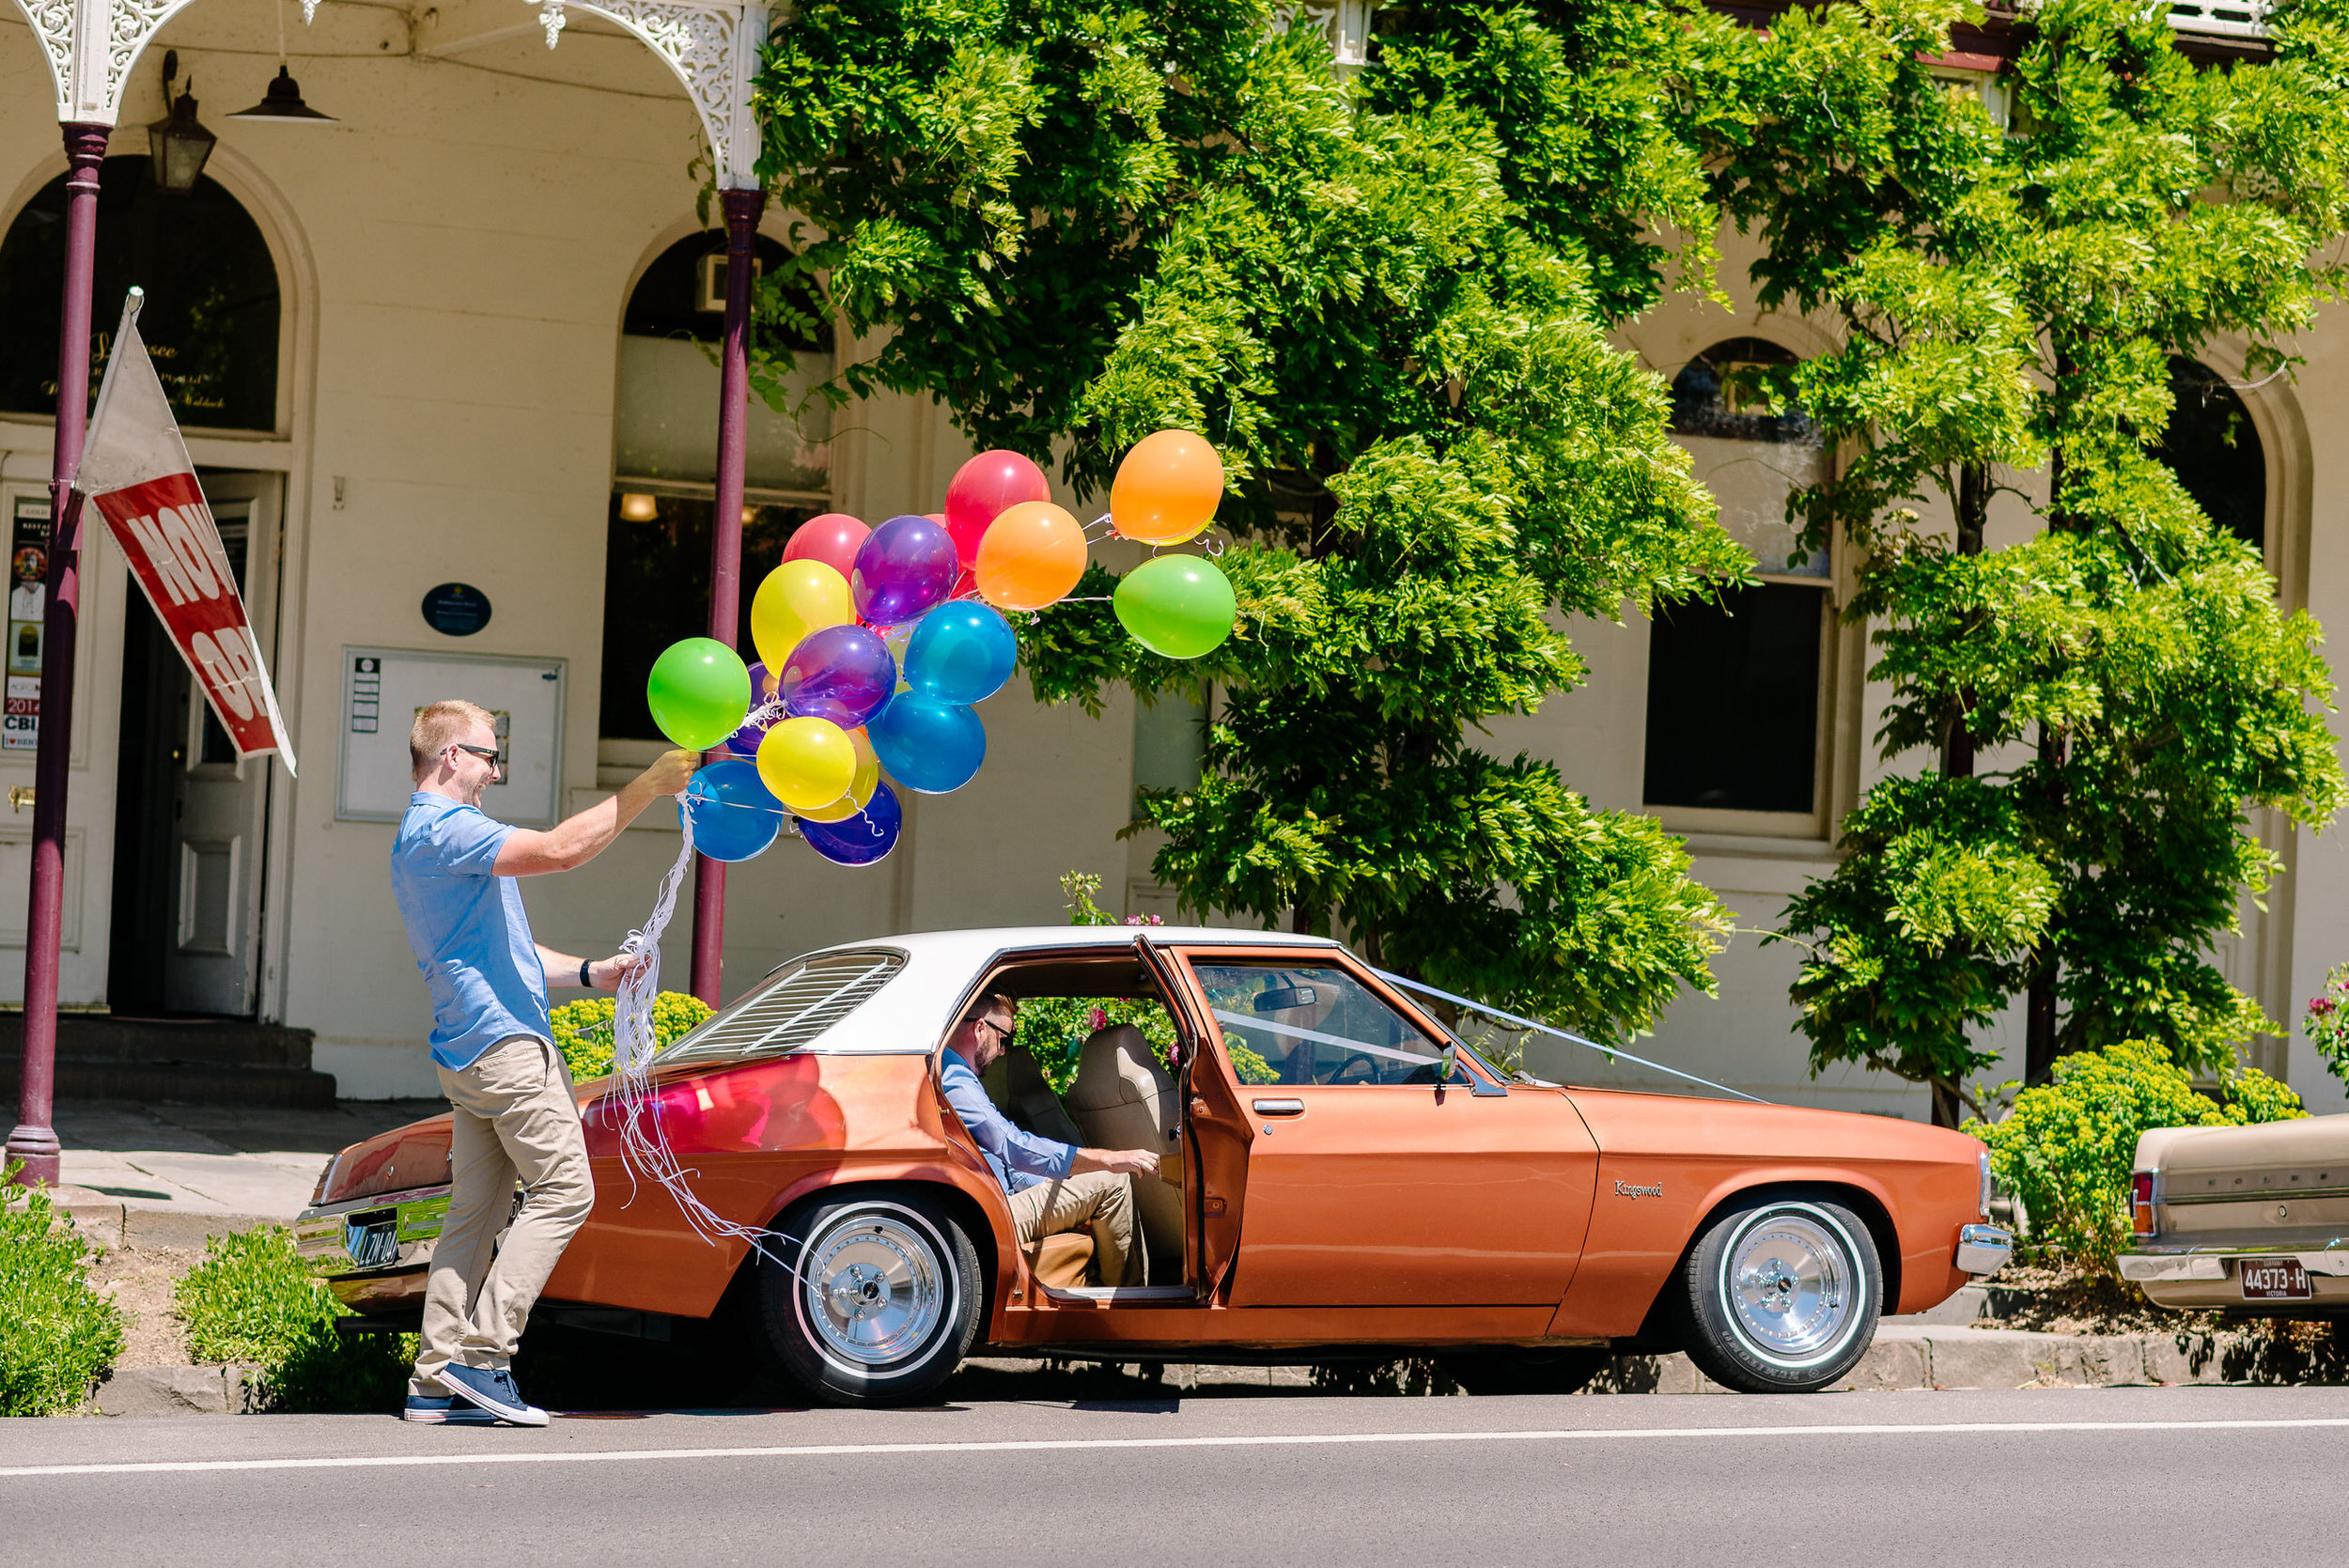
683,758,783,862
904,602,1017,706
867,693,986,794
799,783,902,866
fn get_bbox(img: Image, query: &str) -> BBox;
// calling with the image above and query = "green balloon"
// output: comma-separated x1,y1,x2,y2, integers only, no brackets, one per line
1114,553,1237,660
646,637,752,750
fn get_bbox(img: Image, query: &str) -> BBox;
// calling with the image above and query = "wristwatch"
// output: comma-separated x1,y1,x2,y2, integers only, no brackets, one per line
580,958,594,989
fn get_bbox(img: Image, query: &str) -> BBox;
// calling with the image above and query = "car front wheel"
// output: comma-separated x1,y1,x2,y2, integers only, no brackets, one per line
749,1188,982,1406
1671,1194,1881,1393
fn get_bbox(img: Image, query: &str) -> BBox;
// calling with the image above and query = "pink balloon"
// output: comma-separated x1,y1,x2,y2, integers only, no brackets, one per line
784,513,870,579
943,451,1050,571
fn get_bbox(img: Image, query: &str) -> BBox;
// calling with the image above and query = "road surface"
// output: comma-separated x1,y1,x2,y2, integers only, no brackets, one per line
4,1385,2340,1566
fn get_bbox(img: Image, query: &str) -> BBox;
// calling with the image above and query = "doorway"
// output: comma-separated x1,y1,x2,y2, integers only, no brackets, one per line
107,471,283,1017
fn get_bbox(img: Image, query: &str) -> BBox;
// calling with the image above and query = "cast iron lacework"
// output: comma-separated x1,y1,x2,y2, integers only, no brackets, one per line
11,0,770,190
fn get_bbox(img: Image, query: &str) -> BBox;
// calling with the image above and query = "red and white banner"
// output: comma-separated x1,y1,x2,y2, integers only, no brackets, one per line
75,295,295,773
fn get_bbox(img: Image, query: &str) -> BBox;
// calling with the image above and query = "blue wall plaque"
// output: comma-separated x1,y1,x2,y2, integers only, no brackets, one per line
421,582,491,637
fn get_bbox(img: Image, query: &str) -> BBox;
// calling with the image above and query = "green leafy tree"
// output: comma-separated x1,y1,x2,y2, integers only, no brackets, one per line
755,1,1750,1039
1724,0,2349,1120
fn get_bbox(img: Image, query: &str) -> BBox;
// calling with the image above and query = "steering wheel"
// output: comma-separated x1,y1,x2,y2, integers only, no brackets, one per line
1323,1051,1380,1086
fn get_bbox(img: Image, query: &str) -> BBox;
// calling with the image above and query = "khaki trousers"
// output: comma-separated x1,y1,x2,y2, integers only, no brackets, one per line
411,1034,594,1395
1008,1170,1144,1287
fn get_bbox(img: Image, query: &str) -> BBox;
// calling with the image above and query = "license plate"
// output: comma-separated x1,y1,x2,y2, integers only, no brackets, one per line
2239,1258,2313,1300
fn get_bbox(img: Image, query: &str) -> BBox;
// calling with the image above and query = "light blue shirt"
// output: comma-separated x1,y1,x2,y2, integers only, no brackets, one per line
390,792,548,1071
939,1047,1075,1194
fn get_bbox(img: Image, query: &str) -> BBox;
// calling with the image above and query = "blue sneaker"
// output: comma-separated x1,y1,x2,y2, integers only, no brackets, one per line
442,1364,550,1426
402,1393,500,1424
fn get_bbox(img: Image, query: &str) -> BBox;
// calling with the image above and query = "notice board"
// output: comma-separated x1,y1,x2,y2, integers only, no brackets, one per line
336,646,567,826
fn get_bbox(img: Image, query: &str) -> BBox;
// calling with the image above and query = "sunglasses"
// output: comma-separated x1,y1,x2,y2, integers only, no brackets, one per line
972,1016,1014,1044
451,743,502,772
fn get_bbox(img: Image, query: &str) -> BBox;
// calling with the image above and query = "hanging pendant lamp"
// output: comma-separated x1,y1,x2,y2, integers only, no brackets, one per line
228,0,338,124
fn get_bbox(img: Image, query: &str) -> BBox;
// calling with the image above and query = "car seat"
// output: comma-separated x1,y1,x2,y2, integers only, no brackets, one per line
1067,1023,1185,1285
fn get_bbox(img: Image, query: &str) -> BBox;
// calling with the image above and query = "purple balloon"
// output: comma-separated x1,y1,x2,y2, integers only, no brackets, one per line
780,624,897,729
723,660,778,757
850,515,957,627
799,783,902,866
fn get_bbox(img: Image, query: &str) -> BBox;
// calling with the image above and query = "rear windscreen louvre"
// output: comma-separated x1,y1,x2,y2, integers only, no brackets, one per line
658,949,906,1066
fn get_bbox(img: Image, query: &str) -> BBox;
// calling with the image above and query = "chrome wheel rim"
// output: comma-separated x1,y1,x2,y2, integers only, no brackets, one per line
1719,1204,1861,1369
800,1208,947,1373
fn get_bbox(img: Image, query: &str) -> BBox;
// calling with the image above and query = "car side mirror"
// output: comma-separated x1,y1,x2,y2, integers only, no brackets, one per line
1438,1044,1457,1086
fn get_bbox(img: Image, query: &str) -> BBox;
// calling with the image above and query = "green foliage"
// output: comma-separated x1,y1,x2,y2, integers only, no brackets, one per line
1015,872,1178,1095
170,1229,404,1412
1970,1041,2304,1276
0,1172,124,1415
2300,961,2349,1087
551,990,714,1081
174,1226,414,1413
1740,0,2349,1094
757,2,1748,1043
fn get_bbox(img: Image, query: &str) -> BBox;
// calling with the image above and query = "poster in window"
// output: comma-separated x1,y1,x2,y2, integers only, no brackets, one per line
5,497,47,751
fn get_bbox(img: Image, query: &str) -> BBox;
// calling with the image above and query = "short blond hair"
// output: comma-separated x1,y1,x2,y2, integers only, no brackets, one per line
411,700,496,779
961,991,1018,1026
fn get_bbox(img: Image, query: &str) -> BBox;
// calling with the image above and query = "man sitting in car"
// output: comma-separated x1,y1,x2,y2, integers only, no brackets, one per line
940,992,1158,1285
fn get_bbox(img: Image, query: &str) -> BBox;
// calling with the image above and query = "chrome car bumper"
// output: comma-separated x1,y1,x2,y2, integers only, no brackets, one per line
1954,1223,2013,1275
295,1184,453,1273
2117,1244,2349,1283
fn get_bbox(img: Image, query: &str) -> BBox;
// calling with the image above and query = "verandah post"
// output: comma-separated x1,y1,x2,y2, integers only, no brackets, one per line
688,185,768,1008
7,124,111,1189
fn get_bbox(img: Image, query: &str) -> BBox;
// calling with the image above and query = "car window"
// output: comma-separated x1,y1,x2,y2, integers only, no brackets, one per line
1190,962,1450,1086
658,949,905,1066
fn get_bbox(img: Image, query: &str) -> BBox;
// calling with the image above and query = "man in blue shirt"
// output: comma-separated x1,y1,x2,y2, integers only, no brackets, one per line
391,699,694,1425
939,992,1159,1286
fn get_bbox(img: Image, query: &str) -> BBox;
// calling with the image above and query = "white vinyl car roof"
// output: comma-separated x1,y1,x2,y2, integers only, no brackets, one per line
761,924,1344,1057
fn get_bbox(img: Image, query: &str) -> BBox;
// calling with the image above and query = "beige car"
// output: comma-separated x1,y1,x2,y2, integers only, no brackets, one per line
2118,1115,2349,1314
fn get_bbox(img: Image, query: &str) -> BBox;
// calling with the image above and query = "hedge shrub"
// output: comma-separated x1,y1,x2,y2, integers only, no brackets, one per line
0,1172,124,1414
1970,1041,2304,1276
175,1225,412,1413
550,990,712,1081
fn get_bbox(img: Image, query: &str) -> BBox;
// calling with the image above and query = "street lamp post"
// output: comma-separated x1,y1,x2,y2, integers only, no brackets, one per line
5,124,109,1190
689,186,766,1008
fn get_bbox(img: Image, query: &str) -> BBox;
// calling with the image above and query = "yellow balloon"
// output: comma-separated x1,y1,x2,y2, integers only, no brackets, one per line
795,727,881,823
756,716,856,812
751,561,852,670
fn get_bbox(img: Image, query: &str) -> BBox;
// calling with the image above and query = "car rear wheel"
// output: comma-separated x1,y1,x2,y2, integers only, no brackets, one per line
1671,1194,1880,1394
749,1188,982,1406
1437,1347,1610,1396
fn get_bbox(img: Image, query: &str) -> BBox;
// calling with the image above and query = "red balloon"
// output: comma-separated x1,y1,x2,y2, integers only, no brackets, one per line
943,451,1050,571
784,513,870,579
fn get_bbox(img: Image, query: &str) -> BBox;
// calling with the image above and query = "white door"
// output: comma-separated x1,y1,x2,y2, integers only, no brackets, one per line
161,474,281,1016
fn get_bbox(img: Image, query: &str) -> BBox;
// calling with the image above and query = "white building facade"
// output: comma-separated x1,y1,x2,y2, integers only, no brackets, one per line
1,0,2341,1115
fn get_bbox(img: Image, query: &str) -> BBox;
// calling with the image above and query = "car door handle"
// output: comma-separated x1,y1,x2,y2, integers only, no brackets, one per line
1252,1098,1305,1116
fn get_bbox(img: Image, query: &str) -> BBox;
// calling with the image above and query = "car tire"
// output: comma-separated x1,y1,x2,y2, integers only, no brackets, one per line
749,1188,983,1407
1670,1193,1881,1394
1437,1347,1610,1396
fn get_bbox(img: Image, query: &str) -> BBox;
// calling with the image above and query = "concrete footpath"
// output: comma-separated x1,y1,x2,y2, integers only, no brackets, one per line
46,1098,438,1242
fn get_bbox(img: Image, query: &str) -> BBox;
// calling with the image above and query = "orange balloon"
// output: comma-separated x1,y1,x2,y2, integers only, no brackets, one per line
974,501,1087,611
1111,429,1223,544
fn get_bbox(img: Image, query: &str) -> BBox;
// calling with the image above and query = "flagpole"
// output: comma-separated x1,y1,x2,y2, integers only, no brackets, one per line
688,186,766,1008
7,125,109,1191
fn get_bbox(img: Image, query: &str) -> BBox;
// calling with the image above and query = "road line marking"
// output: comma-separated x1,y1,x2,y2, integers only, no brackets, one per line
6,1417,2349,1479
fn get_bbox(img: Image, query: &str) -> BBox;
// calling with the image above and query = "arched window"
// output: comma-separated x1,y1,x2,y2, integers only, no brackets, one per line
0,156,280,431
600,230,834,739
2154,356,2264,552
1643,337,1833,826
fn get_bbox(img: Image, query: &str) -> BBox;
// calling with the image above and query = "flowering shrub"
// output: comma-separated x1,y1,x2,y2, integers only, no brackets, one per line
2302,963,2349,1086
1970,1041,2304,1277
550,990,714,1081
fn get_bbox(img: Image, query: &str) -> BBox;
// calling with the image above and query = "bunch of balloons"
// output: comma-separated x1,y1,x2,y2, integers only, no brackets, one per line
638,430,1239,869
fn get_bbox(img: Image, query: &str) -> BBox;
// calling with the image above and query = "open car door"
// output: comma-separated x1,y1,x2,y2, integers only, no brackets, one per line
1164,945,1601,1309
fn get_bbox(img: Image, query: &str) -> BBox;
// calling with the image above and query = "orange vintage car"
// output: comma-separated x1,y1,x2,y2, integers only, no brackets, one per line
295,926,2010,1403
